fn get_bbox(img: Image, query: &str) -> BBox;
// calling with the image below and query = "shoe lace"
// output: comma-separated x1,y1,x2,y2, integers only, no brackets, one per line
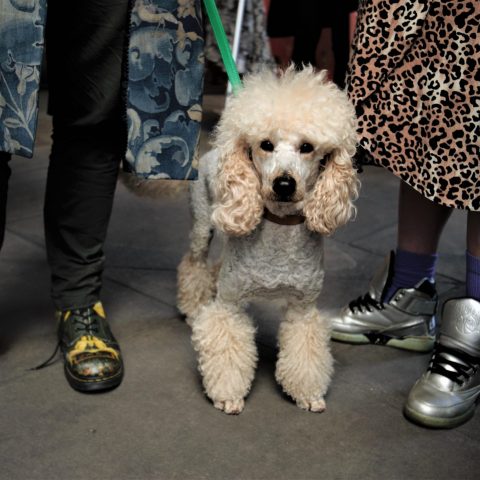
349,293,384,314
428,343,479,385
72,309,100,336
29,307,99,371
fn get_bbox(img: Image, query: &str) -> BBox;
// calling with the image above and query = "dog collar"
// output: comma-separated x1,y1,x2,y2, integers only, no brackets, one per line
263,208,305,225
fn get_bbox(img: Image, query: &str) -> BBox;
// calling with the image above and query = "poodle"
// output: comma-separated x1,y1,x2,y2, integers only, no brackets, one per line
177,66,358,414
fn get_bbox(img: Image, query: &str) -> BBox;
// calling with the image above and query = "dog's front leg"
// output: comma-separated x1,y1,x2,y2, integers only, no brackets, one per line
177,173,217,322
191,298,257,414
276,303,333,412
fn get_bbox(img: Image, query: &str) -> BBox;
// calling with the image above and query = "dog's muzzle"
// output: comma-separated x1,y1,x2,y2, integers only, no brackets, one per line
273,175,296,202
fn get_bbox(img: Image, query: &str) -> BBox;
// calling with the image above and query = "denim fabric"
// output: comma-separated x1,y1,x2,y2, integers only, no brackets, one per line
0,0,46,158
0,0,204,180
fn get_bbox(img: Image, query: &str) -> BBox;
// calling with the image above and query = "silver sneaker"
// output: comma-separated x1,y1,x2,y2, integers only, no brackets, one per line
331,253,437,352
404,298,480,428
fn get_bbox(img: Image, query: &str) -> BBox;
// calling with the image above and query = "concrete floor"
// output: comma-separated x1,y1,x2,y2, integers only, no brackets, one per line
1,93,479,480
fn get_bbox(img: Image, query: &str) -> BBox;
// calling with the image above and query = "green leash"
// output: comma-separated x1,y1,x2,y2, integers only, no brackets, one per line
203,0,243,95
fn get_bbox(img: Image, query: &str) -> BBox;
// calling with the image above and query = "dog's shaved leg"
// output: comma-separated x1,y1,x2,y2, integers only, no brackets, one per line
192,300,257,414
177,251,217,323
276,303,333,412
177,174,217,321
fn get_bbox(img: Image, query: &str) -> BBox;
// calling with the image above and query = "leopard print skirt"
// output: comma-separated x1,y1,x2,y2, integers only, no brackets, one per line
347,0,480,210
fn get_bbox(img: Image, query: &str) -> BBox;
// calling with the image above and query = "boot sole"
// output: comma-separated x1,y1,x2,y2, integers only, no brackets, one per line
331,331,435,352
64,366,124,393
403,403,475,429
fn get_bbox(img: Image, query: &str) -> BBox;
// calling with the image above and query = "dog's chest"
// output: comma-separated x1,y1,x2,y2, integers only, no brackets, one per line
220,221,324,301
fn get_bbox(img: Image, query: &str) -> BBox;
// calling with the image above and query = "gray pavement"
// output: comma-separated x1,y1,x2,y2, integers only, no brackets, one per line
1,93,479,480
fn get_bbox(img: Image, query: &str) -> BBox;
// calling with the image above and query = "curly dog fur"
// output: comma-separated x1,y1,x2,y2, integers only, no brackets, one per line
178,66,358,414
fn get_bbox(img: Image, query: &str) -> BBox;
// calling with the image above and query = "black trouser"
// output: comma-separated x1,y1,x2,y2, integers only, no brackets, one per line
0,152,11,251
44,0,129,310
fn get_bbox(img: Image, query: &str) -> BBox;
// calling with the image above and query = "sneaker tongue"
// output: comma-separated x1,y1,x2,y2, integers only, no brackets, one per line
440,299,480,357
368,253,392,301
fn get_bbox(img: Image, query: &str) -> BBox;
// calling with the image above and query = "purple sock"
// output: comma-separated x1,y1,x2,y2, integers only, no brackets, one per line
466,251,480,301
384,249,437,302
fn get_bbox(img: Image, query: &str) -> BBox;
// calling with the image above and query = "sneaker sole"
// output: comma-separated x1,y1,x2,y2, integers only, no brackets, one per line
331,330,435,352
403,403,476,429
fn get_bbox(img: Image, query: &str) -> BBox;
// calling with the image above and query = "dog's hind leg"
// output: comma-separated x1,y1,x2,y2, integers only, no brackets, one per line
177,173,217,322
191,299,258,414
276,303,333,412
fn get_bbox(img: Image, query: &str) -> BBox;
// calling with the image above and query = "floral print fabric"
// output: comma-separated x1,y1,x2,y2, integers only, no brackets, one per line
0,0,46,158
125,0,204,179
0,0,204,180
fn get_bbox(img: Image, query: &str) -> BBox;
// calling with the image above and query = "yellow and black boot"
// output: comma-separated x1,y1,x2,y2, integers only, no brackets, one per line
58,302,124,392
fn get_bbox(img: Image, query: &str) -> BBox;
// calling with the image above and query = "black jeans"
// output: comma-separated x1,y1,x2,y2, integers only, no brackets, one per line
44,0,129,310
0,152,11,251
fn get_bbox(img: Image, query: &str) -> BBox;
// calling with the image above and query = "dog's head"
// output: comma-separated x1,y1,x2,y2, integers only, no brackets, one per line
211,66,359,236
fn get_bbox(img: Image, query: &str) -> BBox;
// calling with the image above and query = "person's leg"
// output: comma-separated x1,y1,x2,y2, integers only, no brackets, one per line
466,212,480,301
44,127,123,309
383,181,453,300
397,181,452,254
331,181,450,351
45,0,128,310
0,152,11,251
291,28,322,68
291,3,323,68
330,5,351,88
405,209,480,429
44,0,129,392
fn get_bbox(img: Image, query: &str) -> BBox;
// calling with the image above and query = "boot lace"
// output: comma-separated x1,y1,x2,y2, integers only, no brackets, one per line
349,293,384,314
428,343,479,385
30,308,100,371
72,309,100,336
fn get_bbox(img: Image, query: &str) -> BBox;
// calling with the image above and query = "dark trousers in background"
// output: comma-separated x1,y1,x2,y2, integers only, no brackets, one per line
0,0,129,310
291,4,351,88
267,0,358,88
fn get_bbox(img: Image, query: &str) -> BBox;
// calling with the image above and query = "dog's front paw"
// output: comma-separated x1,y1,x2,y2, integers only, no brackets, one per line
213,398,245,415
296,396,326,413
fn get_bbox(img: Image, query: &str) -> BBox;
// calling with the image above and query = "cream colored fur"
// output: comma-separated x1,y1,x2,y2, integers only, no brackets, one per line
177,66,358,414
120,172,189,199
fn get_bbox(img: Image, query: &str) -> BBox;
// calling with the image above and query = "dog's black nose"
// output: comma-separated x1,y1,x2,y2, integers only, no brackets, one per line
273,175,296,201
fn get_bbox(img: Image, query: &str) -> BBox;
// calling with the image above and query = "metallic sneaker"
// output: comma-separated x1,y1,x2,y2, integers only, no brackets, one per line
331,252,437,352
404,298,480,428
58,302,124,392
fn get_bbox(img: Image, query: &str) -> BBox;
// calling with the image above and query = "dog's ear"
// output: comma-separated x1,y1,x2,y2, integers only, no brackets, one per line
211,144,263,236
303,147,359,235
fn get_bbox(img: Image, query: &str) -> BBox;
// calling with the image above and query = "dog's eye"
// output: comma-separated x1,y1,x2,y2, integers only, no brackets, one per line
260,140,274,152
299,142,314,154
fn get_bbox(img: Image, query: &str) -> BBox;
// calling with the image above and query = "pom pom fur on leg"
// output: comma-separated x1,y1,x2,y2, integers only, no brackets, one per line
191,300,258,414
275,305,333,412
